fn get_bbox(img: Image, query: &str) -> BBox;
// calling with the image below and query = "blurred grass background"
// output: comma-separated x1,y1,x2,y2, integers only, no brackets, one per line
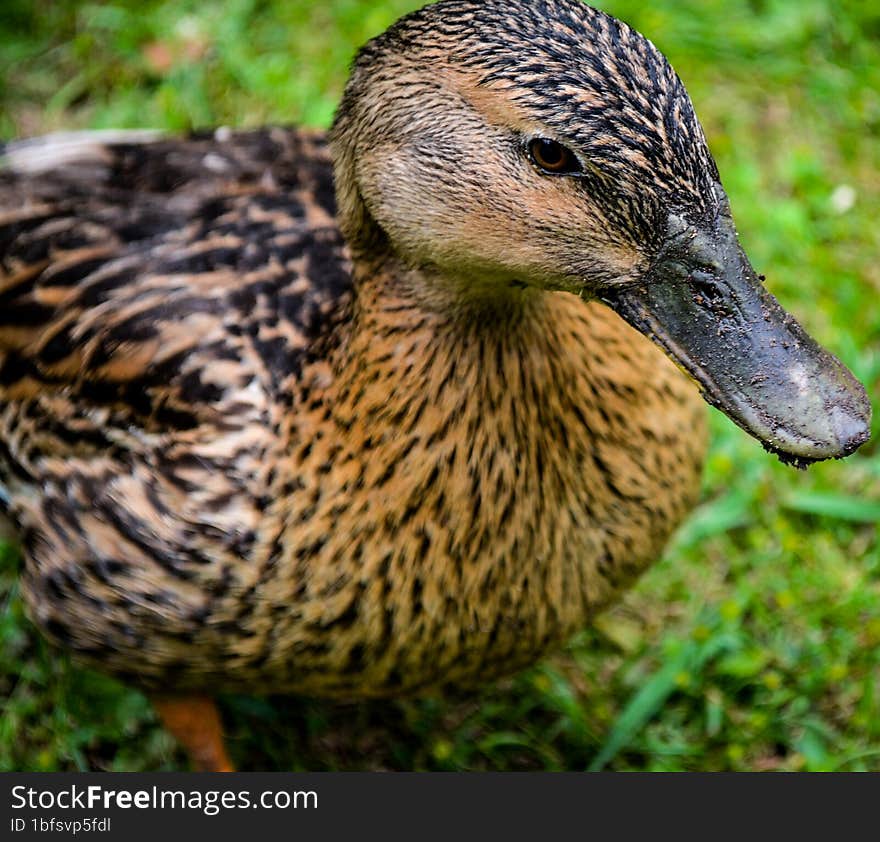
1,0,879,771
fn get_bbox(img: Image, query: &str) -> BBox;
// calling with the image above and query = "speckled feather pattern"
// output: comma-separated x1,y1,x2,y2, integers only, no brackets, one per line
0,0,710,696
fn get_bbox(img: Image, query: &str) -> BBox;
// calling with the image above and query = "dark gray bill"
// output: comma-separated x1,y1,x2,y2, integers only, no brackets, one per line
601,189,871,466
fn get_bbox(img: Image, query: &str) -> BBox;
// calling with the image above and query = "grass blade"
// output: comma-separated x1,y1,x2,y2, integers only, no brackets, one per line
783,491,880,523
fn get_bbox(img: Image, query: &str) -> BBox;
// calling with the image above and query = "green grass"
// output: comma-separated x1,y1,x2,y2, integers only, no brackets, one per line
1,0,879,771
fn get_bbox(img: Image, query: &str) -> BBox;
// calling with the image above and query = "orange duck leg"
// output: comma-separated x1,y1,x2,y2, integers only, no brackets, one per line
152,695,235,772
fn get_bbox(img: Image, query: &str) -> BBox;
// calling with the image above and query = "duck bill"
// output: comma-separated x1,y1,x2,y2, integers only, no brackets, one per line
601,196,871,466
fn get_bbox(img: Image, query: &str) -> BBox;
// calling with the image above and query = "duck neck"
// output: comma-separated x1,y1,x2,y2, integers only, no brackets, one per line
348,248,544,330
330,249,598,468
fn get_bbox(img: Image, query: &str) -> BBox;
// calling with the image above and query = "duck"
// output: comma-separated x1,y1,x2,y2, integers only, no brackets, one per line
0,0,870,772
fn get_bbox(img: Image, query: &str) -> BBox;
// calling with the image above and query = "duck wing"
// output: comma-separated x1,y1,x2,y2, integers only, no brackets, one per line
0,127,353,584
0,129,355,670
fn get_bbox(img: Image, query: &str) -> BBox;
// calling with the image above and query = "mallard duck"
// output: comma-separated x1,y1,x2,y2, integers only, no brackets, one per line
0,0,870,772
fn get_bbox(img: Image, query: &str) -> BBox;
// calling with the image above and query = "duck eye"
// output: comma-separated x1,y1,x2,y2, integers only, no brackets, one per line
528,138,580,174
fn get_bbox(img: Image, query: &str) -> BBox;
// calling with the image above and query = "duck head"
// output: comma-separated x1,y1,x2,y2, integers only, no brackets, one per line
330,0,871,466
